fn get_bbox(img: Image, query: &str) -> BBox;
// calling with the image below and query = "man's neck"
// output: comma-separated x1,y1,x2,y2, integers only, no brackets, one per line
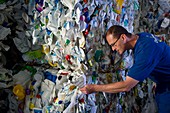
128,34,139,49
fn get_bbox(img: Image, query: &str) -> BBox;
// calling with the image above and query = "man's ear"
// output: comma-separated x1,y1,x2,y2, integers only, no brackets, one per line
121,34,127,43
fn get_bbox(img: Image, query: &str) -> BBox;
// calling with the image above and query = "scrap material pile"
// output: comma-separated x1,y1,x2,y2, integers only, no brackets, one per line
0,0,169,113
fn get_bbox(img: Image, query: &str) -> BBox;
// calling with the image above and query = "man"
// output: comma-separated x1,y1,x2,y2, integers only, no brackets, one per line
80,25,170,113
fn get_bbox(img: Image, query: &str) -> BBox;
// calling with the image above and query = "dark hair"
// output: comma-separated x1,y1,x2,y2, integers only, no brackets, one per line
106,25,132,39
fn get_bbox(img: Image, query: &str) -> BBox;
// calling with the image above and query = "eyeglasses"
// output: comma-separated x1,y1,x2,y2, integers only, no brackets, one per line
110,36,120,47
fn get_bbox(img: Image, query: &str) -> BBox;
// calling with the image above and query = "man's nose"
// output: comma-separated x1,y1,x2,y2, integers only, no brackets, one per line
112,46,116,51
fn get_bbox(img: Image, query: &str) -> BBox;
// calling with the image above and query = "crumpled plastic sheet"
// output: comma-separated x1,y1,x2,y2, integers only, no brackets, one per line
0,0,42,67
0,0,161,113
134,0,170,45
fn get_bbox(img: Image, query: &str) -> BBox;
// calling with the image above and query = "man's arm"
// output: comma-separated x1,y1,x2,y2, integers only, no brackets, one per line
80,76,139,94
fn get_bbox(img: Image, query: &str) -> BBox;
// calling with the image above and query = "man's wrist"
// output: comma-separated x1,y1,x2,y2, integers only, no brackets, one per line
89,84,97,92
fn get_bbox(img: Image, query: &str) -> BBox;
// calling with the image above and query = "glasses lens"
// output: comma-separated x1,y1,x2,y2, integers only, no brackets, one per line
111,37,120,47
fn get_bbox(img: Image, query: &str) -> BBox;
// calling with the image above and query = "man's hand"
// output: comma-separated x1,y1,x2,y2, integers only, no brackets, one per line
79,84,94,94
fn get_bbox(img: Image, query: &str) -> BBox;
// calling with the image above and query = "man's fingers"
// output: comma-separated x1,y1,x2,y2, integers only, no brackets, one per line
79,85,89,94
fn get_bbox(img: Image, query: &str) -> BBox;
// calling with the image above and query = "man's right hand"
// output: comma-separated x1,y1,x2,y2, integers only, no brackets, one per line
79,84,94,94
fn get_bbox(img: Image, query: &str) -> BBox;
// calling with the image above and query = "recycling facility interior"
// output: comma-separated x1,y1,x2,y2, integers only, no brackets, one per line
0,0,170,113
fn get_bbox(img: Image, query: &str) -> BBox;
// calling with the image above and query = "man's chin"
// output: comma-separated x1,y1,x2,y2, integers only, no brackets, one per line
117,51,122,55
118,51,124,56
114,50,123,55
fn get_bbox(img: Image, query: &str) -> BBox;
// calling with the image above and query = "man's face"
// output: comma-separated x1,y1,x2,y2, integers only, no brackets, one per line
106,34,126,55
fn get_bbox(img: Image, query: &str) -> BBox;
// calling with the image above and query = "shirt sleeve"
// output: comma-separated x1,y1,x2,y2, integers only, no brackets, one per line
128,39,162,82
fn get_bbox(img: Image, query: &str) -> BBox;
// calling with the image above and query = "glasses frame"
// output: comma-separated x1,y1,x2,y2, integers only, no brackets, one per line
110,36,121,47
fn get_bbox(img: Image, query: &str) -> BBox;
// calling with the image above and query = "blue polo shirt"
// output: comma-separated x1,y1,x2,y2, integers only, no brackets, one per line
128,32,170,84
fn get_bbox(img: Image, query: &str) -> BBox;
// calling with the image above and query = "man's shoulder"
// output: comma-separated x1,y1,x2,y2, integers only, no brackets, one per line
137,32,152,37
137,32,160,43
